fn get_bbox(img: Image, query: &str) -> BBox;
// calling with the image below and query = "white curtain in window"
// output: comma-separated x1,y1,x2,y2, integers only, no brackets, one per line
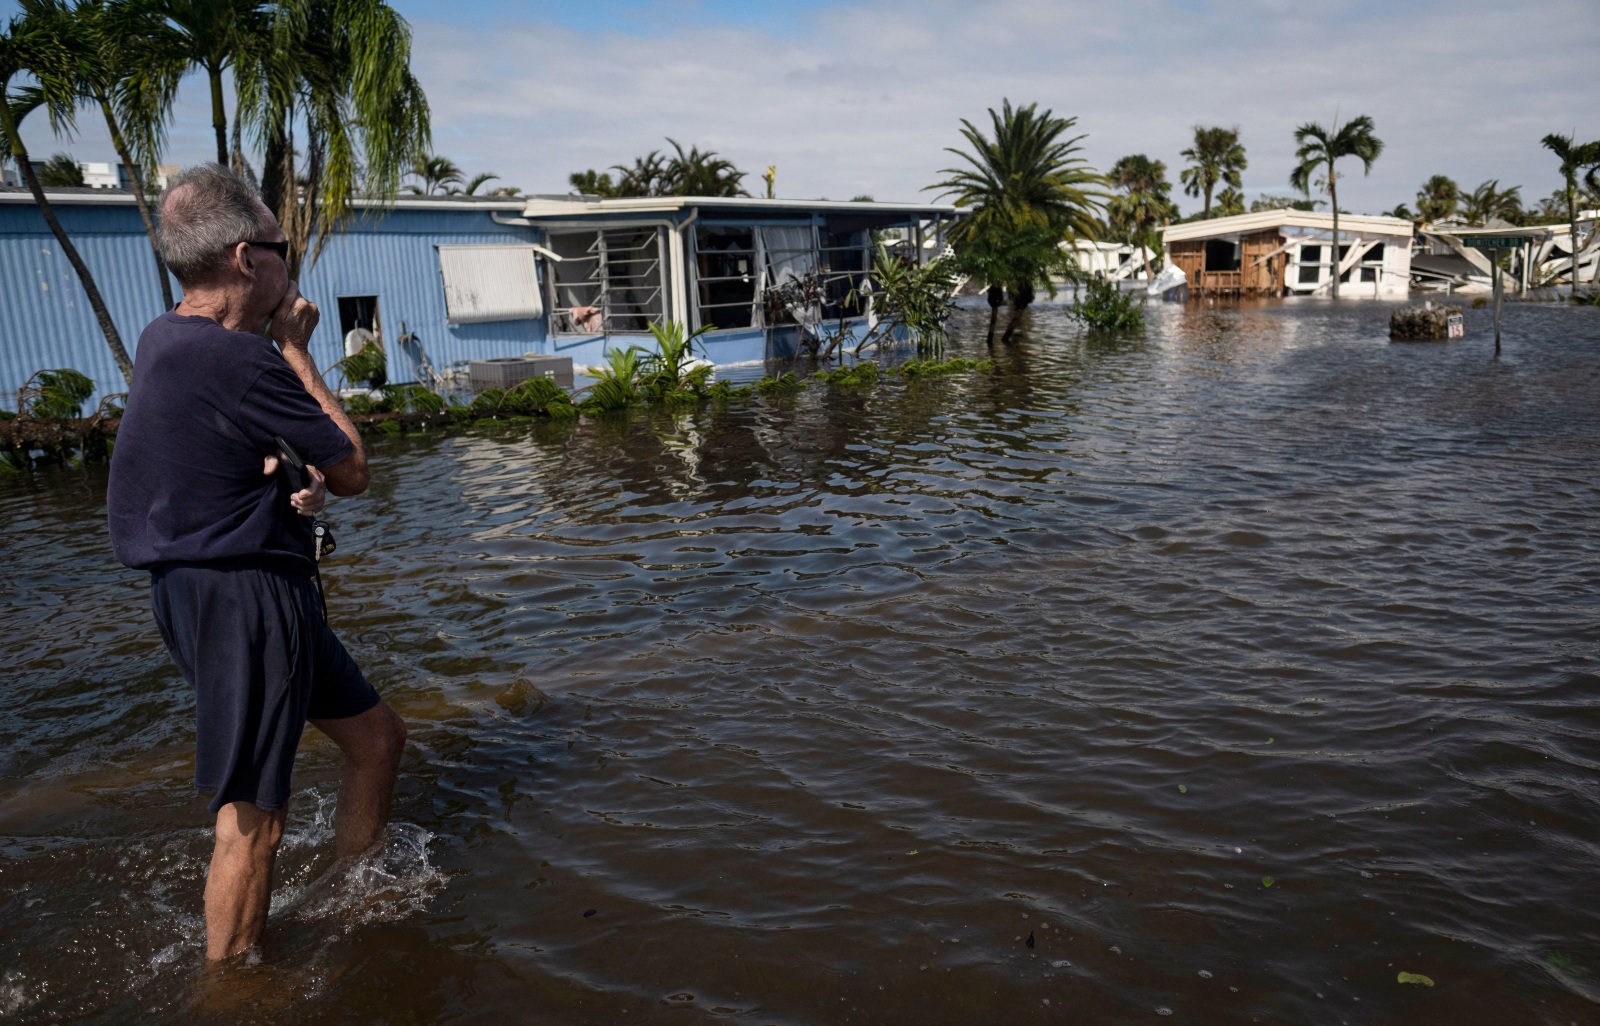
437,244,544,323
760,226,819,329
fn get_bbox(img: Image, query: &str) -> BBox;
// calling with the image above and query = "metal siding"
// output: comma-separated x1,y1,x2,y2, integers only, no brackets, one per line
1,202,548,407
0,207,173,407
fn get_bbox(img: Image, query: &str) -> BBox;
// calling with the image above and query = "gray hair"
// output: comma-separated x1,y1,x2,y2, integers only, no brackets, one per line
157,163,275,286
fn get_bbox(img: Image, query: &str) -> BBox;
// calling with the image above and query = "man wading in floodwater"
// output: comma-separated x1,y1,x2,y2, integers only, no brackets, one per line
107,163,407,961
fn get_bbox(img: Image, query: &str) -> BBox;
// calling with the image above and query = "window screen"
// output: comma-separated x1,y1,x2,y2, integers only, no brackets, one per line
436,245,543,324
548,229,666,334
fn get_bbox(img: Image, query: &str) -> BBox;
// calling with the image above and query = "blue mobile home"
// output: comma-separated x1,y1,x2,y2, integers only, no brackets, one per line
0,187,955,409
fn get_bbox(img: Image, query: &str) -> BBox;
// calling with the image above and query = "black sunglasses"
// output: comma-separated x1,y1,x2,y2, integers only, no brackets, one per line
242,239,289,259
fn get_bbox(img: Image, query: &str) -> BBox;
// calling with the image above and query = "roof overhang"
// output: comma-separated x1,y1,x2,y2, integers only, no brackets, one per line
517,194,960,223
1163,209,1414,243
0,187,528,212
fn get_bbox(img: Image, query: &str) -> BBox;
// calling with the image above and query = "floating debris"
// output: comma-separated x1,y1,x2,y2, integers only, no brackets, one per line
1396,972,1434,987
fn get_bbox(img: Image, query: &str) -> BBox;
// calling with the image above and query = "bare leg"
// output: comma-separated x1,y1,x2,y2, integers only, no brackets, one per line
310,701,407,858
206,802,288,960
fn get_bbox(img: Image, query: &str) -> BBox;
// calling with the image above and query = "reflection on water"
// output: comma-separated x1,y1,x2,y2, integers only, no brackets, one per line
2,299,1599,1023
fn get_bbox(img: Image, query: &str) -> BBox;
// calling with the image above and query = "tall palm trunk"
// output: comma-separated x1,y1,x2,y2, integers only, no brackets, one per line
98,97,172,309
207,62,227,164
3,110,133,383
1329,162,1341,300
1001,281,1034,344
985,284,1003,347
1203,183,1213,218
1139,233,1154,282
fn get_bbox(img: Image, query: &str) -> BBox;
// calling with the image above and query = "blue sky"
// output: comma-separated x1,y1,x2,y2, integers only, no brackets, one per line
5,0,1598,214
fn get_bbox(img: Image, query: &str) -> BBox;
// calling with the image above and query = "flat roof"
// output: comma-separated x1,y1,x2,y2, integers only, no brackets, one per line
1422,222,1573,239
1163,209,1414,242
0,186,528,211
517,195,959,220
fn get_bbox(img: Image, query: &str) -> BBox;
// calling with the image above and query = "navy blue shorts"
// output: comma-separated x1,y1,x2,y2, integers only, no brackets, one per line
150,562,380,813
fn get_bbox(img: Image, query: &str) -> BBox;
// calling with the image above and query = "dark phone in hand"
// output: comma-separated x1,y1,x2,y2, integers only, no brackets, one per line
274,436,309,494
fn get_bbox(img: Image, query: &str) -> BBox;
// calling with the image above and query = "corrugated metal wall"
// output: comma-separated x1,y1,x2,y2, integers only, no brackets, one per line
0,201,547,411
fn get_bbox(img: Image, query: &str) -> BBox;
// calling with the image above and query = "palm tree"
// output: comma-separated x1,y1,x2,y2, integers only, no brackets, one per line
1179,125,1246,219
2,11,133,381
611,150,667,197
1214,186,1246,217
661,138,747,197
460,171,498,195
51,0,184,309
1459,179,1522,226
569,168,619,197
1107,153,1175,282
150,0,264,166
235,0,429,276
401,154,461,195
1290,115,1383,298
929,100,1105,343
1540,133,1600,294
36,151,83,186
1415,175,1459,225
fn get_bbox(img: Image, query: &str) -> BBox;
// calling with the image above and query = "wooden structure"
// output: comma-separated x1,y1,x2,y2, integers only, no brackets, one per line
1162,210,1414,299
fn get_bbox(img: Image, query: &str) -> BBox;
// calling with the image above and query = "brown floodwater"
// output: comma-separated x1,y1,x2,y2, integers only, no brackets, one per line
2,298,1598,1024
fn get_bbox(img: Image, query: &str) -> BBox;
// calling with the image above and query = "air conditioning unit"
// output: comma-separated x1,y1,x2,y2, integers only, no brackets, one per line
468,355,574,390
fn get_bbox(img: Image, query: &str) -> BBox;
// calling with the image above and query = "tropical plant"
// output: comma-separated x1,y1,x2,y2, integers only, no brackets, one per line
929,99,1105,344
611,150,668,197
401,154,459,194
237,0,430,276
1214,186,1246,217
1179,125,1247,219
46,0,185,308
1107,153,1176,281
856,241,959,356
2,12,133,382
637,320,714,401
661,138,746,197
1415,174,1459,224
35,151,82,185
951,220,1079,347
1384,203,1414,221
458,171,498,196
1289,114,1383,298
149,0,265,166
1251,194,1321,212
19,368,95,418
1068,278,1142,334
577,346,644,412
1540,133,1600,294
569,168,619,197
1459,179,1522,226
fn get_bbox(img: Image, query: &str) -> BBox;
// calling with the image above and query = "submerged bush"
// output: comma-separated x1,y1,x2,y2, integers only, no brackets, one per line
815,362,879,388
1068,279,1144,334
895,356,995,378
755,372,804,395
22,369,95,419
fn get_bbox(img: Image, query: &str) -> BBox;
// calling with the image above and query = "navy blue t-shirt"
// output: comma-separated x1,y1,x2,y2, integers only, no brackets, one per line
108,312,352,577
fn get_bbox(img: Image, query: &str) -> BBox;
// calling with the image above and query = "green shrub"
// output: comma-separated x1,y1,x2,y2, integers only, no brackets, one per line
24,369,95,419
755,371,804,395
343,393,376,415
895,356,994,378
1068,279,1143,334
815,361,879,388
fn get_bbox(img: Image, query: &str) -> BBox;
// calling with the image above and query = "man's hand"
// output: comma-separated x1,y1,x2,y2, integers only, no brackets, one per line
262,455,328,516
271,281,320,352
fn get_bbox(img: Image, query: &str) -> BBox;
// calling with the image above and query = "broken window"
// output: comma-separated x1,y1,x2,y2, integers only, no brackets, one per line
547,229,664,334
694,226,758,330
820,225,870,319
337,295,380,344
1204,239,1240,272
1359,267,1377,282
1364,243,1385,264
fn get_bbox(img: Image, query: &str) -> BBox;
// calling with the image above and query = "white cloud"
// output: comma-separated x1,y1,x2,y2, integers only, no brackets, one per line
15,0,1600,214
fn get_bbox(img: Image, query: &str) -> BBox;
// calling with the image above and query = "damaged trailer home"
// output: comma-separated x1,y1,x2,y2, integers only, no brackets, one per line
0,187,955,407
1416,218,1599,294
1161,210,1414,299
515,195,956,370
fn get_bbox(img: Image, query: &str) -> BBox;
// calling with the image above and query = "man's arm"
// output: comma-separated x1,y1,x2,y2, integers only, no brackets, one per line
271,281,370,496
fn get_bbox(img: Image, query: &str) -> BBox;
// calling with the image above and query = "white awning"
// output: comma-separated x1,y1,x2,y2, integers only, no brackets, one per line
436,244,544,324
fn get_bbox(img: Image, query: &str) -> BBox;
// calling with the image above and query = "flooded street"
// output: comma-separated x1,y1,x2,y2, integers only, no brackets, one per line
3,299,1598,1024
